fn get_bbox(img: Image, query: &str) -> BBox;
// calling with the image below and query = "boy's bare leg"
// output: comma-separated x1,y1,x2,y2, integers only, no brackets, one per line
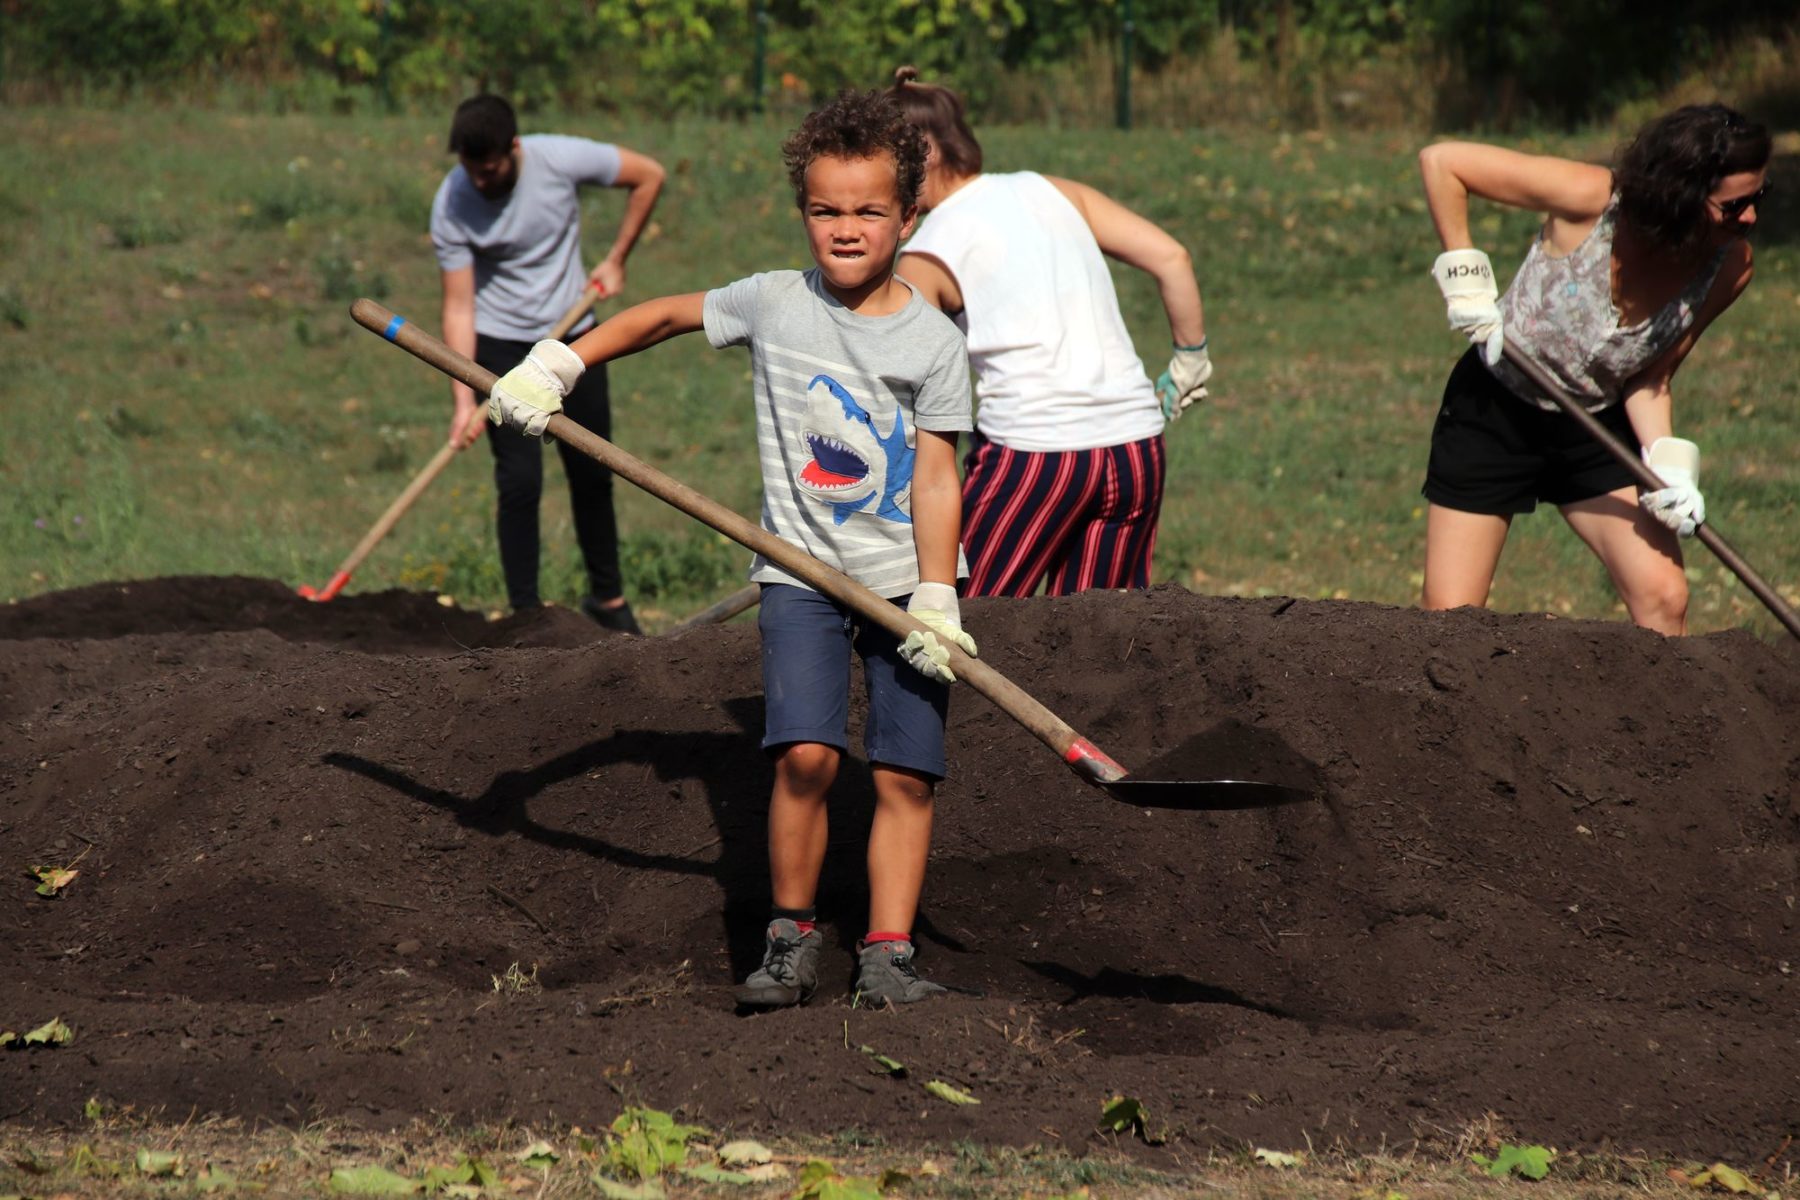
769,742,839,909
866,765,934,933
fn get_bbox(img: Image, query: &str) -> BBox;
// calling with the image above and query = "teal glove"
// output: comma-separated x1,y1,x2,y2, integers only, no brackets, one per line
899,582,976,685
487,339,585,437
1154,340,1212,421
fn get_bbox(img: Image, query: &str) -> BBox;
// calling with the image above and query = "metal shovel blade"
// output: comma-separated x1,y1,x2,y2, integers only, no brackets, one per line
1099,778,1315,811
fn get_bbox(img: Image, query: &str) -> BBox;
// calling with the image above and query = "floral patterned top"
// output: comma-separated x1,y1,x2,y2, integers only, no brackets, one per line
1489,200,1724,412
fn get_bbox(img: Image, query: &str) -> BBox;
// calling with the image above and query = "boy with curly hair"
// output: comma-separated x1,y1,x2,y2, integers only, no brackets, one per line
483,90,975,1008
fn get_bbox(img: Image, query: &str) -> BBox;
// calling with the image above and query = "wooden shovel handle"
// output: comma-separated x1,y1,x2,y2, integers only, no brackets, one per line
666,583,762,633
1500,342,1800,642
336,442,456,575
350,298,1129,784
546,283,600,342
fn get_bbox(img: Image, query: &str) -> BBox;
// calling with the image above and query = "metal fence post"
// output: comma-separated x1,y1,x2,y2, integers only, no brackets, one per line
752,0,768,113
1116,0,1134,131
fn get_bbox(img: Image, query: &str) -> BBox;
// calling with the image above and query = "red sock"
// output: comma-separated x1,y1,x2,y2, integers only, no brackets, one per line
772,907,815,936
862,930,910,948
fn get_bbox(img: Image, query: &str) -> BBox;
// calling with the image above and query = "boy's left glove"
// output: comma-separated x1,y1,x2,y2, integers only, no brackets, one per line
488,339,586,437
1154,340,1212,422
899,582,977,685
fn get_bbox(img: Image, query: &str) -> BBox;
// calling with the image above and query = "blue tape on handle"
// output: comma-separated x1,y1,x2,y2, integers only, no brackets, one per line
382,315,406,342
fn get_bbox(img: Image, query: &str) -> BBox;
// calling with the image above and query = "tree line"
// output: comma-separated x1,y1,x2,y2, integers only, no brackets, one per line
4,0,1794,127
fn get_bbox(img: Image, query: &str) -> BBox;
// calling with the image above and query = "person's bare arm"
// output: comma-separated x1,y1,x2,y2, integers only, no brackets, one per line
1047,175,1203,346
909,428,962,587
897,252,964,317
566,292,707,368
440,266,484,448
1418,142,1612,250
588,148,667,298
1621,240,1755,446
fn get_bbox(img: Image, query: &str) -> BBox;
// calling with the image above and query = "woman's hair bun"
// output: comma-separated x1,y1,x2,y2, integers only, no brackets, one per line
894,65,921,86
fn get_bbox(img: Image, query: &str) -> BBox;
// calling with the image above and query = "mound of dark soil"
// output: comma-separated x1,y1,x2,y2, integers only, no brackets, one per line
2,578,1795,1160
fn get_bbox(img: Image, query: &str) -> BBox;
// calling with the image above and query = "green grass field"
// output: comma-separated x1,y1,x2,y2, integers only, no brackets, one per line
1,106,1795,634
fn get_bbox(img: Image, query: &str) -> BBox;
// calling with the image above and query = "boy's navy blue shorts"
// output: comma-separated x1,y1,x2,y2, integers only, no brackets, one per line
1422,348,1639,515
758,583,950,780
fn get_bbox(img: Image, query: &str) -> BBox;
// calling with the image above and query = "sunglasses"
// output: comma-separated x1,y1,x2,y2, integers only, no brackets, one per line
1714,183,1770,220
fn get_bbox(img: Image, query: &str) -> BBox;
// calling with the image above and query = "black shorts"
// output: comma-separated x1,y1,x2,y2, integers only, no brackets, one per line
1421,348,1639,515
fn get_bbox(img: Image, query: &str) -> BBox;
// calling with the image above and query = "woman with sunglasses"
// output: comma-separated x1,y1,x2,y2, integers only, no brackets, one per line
1418,103,1769,634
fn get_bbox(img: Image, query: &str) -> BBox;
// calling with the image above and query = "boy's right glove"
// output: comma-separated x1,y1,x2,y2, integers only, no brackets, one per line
1154,340,1212,422
1639,436,1705,537
487,339,586,437
899,582,977,685
1432,248,1504,366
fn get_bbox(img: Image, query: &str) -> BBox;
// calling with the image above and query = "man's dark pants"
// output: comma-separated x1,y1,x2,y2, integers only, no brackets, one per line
475,333,622,610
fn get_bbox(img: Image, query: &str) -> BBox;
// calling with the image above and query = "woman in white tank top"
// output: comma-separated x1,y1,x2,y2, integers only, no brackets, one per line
1418,104,1768,635
887,67,1213,598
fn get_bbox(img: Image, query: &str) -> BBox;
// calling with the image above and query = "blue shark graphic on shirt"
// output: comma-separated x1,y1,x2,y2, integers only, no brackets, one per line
796,373,914,525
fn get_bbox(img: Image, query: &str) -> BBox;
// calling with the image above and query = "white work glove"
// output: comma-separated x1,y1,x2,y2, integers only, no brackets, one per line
1154,340,1212,422
487,339,585,437
1432,248,1504,366
899,582,977,686
1639,436,1705,538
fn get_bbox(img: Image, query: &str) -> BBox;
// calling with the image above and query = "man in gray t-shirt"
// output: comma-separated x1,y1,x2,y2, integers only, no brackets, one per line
429,94,665,629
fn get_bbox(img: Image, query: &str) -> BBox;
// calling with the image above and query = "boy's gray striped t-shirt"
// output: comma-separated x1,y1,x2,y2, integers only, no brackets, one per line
703,268,973,600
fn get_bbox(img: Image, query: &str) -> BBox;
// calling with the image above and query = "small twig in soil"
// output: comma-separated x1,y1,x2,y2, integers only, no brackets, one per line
352,895,421,912
1760,1134,1793,1180
485,884,552,935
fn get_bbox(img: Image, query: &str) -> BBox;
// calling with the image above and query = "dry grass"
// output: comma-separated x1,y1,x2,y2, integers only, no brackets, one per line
2,1111,1793,1198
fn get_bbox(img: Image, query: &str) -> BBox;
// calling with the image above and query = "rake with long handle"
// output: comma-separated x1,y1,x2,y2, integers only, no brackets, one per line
298,442,457,601
1499,342,1800,642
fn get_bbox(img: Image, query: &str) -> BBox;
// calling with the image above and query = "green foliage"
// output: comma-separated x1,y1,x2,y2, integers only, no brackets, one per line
317,238,392,303
924,1080,981,1105
612,530,744,604
134,1148,184,1177
10,0,1787,123
1099,1094,1147,1136
0,285,28,331
419,1156,498,1192
598,1106,705,1183
107,210,185,249
1473,1143,1554,1180
794,1159,887,1200
328,1162,419,1194
859,1044,907,1076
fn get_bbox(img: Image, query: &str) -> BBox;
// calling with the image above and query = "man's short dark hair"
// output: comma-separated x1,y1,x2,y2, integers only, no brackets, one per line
782,89,926,210
448,95,517,160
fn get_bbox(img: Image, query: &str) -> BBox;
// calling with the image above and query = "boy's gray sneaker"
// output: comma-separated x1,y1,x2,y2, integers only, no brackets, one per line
854,939,947,1006
734,919,821,1009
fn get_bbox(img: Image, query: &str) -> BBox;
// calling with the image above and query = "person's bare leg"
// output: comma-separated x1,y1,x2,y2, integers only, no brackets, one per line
1561,487,1688,635
1421,504,1514,610
768,742,839,910
865,765,934,935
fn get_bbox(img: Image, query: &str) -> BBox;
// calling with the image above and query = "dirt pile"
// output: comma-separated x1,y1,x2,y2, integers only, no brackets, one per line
2,577,1795,1157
